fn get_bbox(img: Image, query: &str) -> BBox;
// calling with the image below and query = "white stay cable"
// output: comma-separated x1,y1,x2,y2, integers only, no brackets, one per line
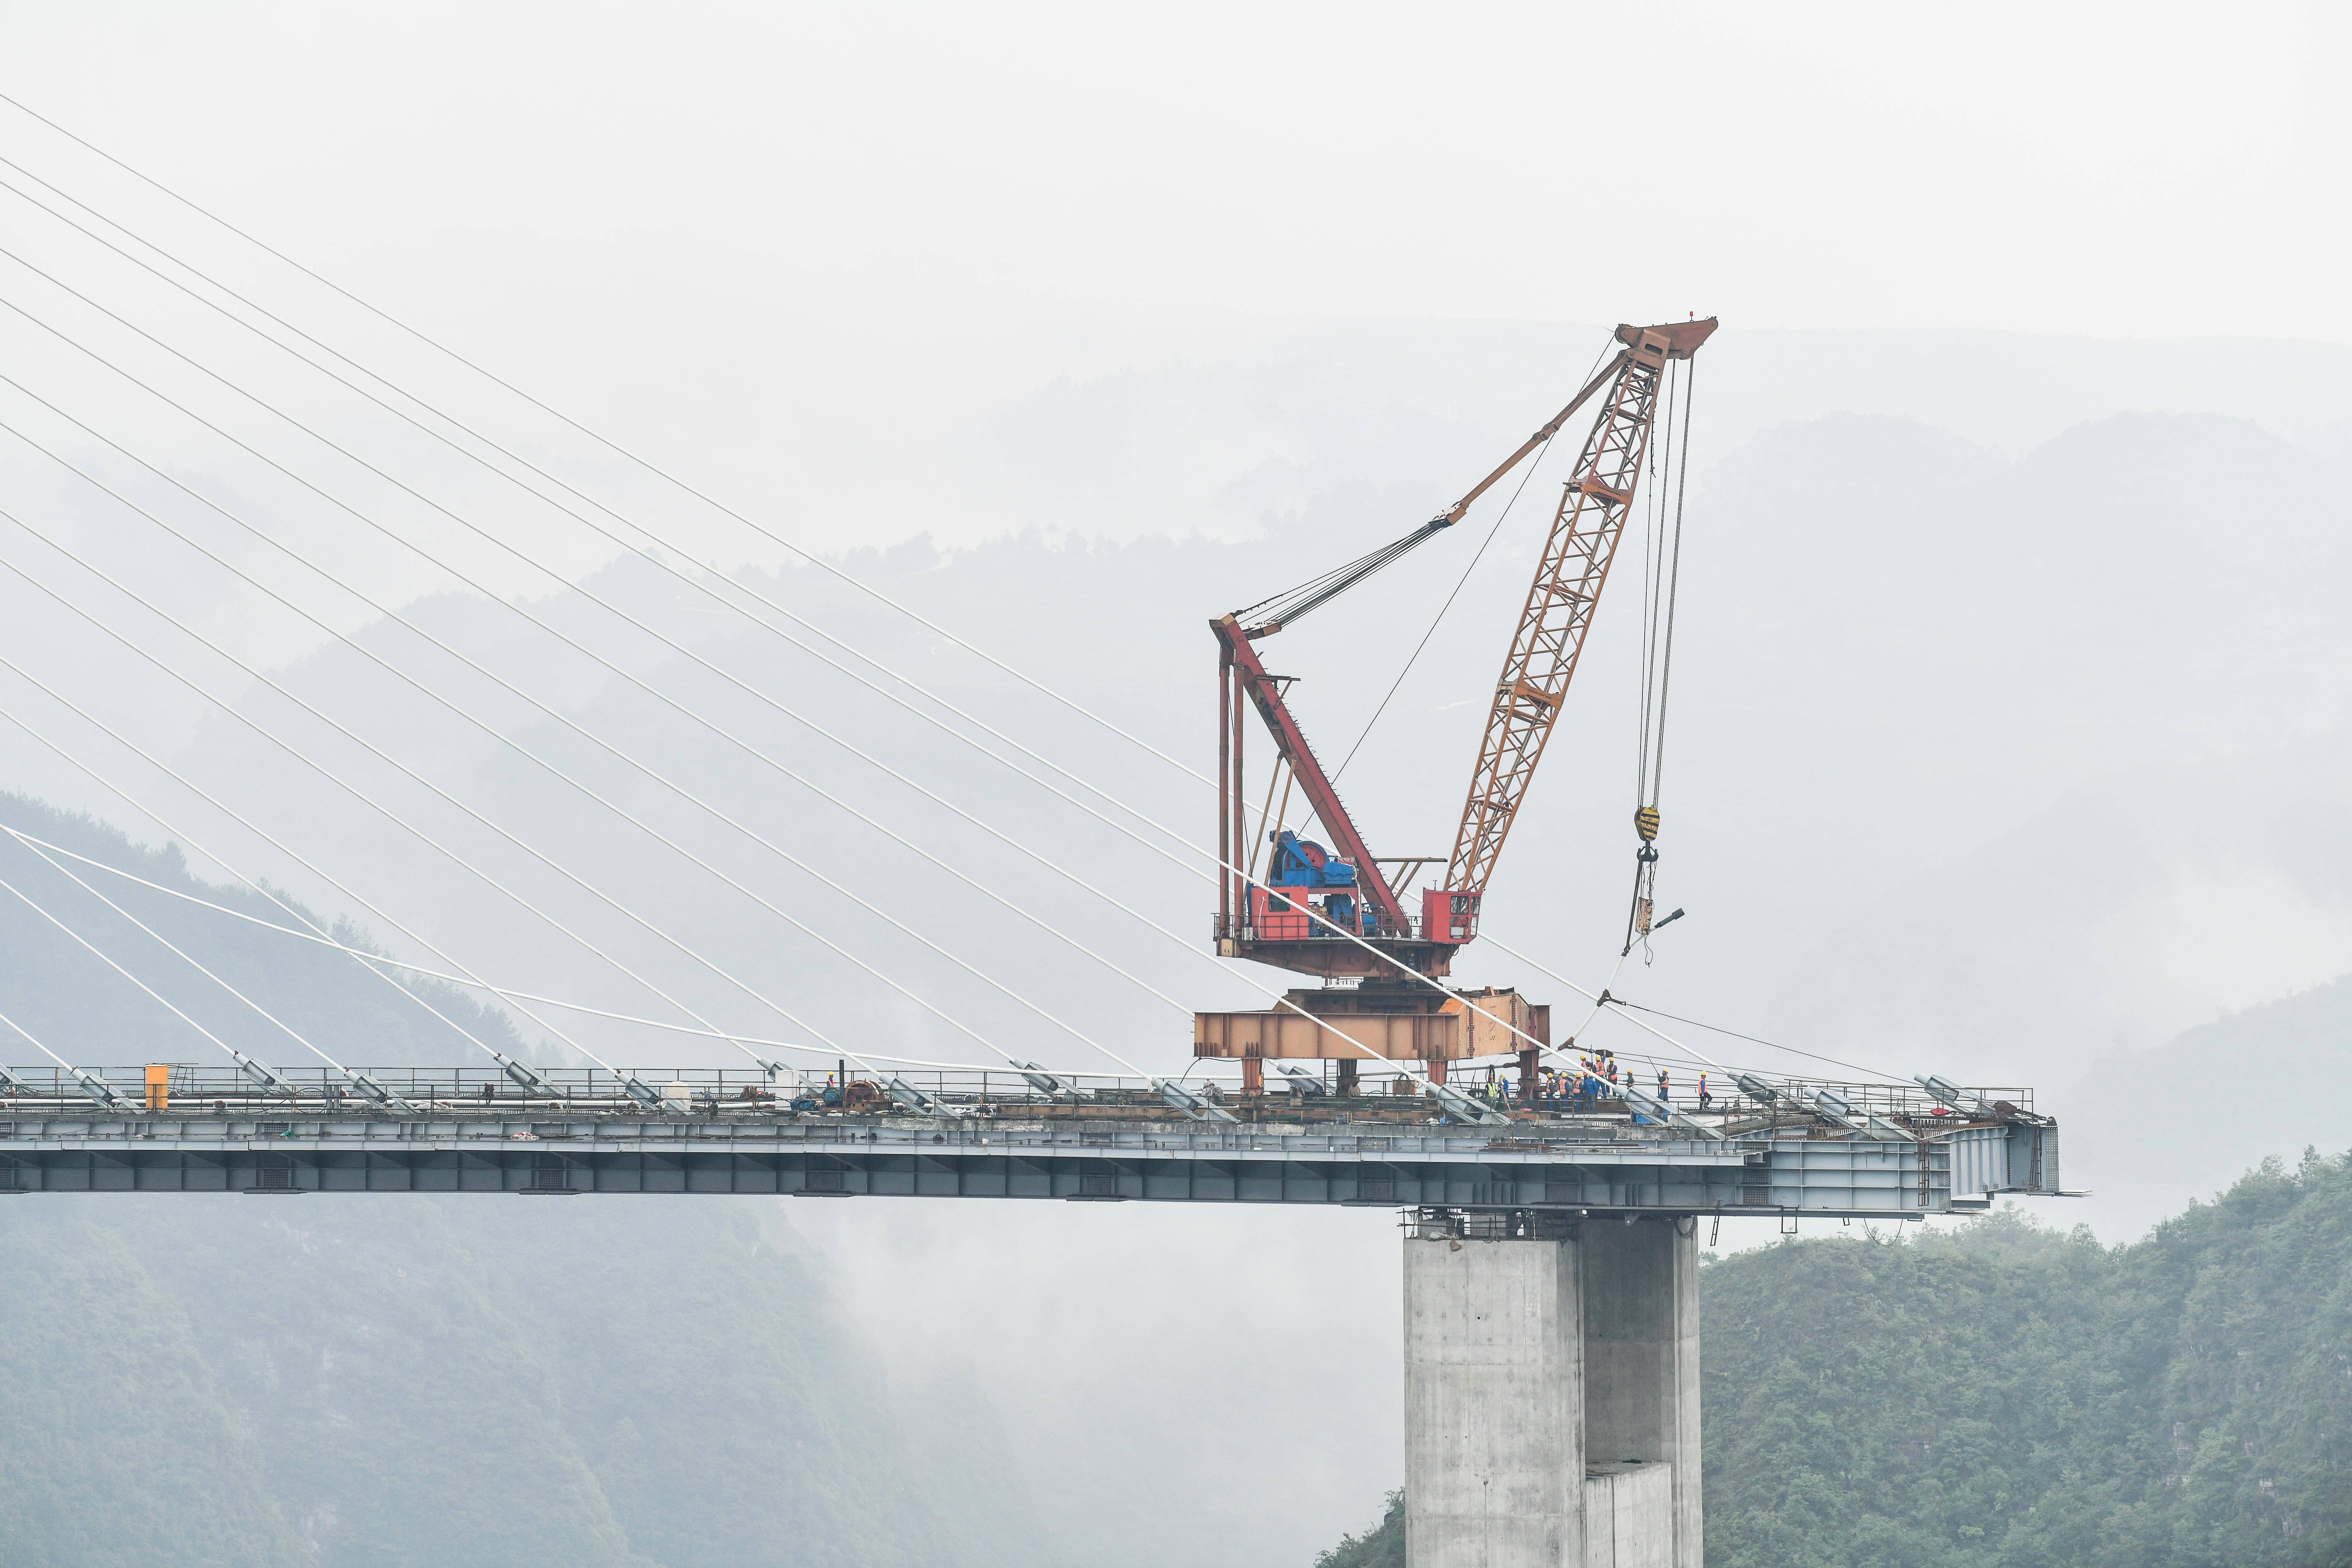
8,832,398,1091
0,395,1196,1078
0,532,913,1098
0,424,1145,1084
0,174,1184,847
0,312,1459,1102
0,515,1393,1105
0,981,139,1110
0,1001,82,1073
0,819,1105,1077
0,829,1726,1085
6,680,1139,1088
0,101,1206,790
0,177,1524,1032
0,857,410,1105
0,691,638,1087
0,301,1552,1095
0,281,1260,966
0,159,1709,1097
0,107,1739,1102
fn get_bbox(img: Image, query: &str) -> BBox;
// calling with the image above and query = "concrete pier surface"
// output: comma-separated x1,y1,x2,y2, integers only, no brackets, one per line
1404,1211,1701,1568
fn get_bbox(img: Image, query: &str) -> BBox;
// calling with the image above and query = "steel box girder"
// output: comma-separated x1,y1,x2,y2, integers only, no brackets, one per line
0,1119,2051,1217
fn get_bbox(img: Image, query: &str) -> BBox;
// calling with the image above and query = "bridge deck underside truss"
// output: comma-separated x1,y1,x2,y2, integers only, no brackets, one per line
0,1118,2050,1217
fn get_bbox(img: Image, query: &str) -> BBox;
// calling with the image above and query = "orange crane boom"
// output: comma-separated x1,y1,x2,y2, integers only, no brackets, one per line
1445,318,1716,896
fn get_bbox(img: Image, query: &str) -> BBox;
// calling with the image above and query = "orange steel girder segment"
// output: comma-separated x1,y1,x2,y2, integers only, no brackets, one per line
1445,318,1716,896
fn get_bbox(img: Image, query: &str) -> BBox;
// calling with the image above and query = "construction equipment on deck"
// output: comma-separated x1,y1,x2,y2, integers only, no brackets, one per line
1201,317,1716,1093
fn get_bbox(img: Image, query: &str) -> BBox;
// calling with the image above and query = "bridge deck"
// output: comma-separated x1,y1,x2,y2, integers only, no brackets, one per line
0,1069,2059,1216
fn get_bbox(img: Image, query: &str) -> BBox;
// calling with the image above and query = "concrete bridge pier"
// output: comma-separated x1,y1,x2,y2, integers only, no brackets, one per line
1403,1211,1701,1568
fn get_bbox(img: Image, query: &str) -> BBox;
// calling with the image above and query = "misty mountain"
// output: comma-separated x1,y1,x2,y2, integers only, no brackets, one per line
2062,971,2352,1241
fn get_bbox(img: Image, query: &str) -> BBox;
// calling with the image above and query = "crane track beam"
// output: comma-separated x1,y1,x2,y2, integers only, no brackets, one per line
1445,319,1715,895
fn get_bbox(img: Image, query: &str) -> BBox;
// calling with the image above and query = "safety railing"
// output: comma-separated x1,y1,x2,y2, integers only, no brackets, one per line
0,1060,2032,1132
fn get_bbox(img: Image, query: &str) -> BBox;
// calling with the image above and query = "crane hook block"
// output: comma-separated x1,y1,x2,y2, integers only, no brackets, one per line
1634,806,1661,843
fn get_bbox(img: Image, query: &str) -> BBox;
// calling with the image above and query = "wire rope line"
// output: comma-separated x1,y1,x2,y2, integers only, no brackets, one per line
0,822,1097,1077
0,860,414,1105
0,985,145,1110
0,412,1164,1084
0,147,1763,1097
1647,357,1698,813
0,180,1293,932
0,290,1526,1100
0,691,652,1090
1602,996,1901,1083
1231,519,1453,635
0,337,1225,1048
1619,353,1697,961
0,1001,88,1076
8,831,387,1085
1474,928,1910,1085
1633,357,1675,806
0,466,1414,1101
0,525,919,1101
0,155,1208,839
0,94,1208,790
0,189,1622,1099
1285,383,1581,833
0,373,1245,1083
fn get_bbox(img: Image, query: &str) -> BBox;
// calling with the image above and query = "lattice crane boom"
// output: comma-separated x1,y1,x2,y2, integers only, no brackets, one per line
1444,318,1716,897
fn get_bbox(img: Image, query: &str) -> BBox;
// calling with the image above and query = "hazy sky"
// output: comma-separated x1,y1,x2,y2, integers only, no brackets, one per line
4,0,2343,338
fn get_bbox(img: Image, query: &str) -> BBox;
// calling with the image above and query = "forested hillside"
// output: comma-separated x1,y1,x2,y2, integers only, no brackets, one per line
0,1196,1049,1568
1318,1151,2352,1567
0,790,1052,1568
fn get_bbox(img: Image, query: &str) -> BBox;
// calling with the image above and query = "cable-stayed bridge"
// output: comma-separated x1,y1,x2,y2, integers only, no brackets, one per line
0,93,2065,1568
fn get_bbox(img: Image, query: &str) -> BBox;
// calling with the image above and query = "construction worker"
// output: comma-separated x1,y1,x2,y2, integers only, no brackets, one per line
1658,1069,1670,1105
1697,1072,1712,1111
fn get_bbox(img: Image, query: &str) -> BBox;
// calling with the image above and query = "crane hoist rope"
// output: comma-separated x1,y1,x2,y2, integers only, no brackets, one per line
1624,353,1699,957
